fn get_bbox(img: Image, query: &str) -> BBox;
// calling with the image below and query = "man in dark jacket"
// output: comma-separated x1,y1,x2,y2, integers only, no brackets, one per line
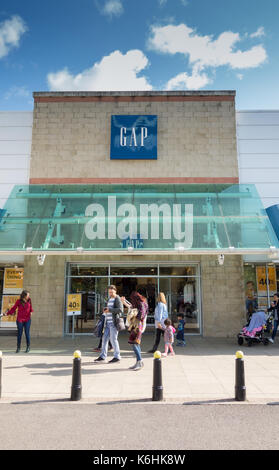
94,285,123,363
268,293,279,343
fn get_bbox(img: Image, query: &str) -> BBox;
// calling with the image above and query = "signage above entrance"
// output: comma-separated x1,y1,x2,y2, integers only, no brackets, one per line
110,115,157,160
0,184,278,254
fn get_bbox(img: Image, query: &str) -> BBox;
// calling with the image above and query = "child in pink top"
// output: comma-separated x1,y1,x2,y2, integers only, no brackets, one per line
162,318,175,357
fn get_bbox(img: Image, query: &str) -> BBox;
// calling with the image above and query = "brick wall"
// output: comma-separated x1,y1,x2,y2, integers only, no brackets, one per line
30,93,238,181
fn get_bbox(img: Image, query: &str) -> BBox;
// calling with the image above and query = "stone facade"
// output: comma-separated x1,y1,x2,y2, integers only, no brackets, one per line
30,91,238,181
23,254,245,338
22,91,244,338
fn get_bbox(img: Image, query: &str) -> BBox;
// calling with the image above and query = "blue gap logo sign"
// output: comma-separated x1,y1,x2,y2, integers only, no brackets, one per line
110,115,157,160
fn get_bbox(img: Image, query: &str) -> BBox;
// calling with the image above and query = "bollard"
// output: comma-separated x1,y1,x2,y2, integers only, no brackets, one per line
152,351,163,401
71,350,82,401
0,351,2,399
235,350,246,401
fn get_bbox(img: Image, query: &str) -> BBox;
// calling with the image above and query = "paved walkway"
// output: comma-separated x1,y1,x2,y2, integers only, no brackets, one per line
1,333,279,403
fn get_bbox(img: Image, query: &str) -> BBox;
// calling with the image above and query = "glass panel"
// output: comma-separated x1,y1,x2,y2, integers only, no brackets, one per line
111,276,158,325
70,265,108,276
66,276,109,334
110,266,157,276
159,277,200,334
159,266,196,276
1,184,278,253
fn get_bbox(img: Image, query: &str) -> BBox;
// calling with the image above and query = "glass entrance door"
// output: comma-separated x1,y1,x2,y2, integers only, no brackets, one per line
65,276,108,334
159,276,201,333
110,276,158,326
65,263,201,335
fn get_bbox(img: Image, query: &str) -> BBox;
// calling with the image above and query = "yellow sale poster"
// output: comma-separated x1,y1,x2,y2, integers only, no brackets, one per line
1,295,19,325
256,266,277,296
3,268,24,294
67,294,82,316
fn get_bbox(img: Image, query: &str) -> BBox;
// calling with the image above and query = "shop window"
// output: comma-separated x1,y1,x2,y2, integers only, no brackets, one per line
70,266,108,276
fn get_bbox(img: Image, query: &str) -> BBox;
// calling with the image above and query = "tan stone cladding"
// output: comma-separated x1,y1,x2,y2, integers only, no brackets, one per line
30,96,238,180
23,254,245,338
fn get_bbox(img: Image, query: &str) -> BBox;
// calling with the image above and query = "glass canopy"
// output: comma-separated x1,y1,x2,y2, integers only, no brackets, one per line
0,184,278,254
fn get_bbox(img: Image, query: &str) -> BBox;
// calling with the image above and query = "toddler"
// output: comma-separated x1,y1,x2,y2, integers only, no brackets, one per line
176,313,186,346
162,318,175,357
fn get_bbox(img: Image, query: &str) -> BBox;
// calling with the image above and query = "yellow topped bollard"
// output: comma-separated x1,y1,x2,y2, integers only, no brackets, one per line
235,350,246,401
152,351,163,401
71,350,82,401
235,350,244,359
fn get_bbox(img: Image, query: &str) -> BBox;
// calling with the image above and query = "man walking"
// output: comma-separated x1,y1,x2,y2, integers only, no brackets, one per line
94,285,123,363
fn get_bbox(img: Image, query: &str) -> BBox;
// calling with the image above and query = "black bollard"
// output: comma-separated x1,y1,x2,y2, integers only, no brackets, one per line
0,351,2,399
152,352,163,401
235,351,246,401
71,350,82,401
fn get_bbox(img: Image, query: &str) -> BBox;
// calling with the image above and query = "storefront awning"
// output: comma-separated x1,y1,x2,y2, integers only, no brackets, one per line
0,184,278,256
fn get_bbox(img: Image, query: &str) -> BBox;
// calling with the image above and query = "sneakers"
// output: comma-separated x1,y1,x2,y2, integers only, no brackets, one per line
129,362,138,369
94,356,105,362
108,357,120,363
133,361,144,371
269,338,274,343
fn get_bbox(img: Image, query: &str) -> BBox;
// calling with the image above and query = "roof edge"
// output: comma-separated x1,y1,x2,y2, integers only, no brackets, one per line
33,90,236,97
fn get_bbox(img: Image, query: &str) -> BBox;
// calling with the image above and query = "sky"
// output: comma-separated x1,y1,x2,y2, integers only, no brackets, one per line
0,0,279,110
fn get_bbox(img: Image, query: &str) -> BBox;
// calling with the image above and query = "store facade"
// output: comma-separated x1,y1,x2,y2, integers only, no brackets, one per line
0,91,278,337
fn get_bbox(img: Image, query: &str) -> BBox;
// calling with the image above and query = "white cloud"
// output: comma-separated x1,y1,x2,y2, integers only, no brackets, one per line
158,0,188,4
236,73,243,80
0,15,28,59
250,26,265,38
166,70,211,90
100,0,124,17
47,50,152,91
148,23,267,71
4,85,30,100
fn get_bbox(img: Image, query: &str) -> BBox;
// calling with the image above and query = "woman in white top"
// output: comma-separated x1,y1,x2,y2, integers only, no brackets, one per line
148,292,168,353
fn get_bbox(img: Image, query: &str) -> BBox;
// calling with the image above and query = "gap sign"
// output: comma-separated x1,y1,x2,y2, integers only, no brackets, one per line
110,115,157,160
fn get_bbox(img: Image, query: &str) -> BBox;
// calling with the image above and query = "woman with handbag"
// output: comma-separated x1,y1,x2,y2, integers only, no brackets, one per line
94,285,123,364
127,287,148,371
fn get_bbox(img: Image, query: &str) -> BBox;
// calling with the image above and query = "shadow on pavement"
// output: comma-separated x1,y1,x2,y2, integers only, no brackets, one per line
11,398,70,405
96,398,152,405
183,398,236,405
5,361,139,376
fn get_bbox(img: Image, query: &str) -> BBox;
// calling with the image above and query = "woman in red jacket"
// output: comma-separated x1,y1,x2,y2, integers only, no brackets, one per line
3,290,33,353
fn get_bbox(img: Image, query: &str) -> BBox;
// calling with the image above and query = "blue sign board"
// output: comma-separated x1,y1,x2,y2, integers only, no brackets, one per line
110,115,157,160
121,234,144,249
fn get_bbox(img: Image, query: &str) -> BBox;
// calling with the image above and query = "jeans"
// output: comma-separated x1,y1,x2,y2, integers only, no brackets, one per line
100,324,121,360
272,320,279,340
17,320,31,348
132,343,142,361
98,335,112,350
152,328,164,350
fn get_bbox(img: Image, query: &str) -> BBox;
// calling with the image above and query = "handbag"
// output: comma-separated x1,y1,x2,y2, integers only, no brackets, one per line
93,314,105,337
126,308,140,331
116,316,126,332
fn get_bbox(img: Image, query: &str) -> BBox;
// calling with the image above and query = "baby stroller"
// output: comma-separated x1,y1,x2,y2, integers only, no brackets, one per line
237,310,273,347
